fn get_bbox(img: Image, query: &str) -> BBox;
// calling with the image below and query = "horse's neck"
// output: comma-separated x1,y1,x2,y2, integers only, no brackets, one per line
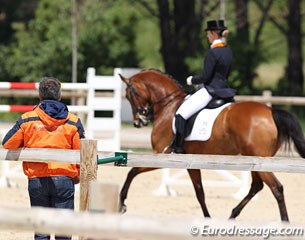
153,94,183,117
151,94,184,152
147,79,185,124
151,85,185,119
140,74,186,150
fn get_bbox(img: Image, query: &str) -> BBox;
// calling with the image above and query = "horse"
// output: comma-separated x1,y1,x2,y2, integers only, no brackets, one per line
119,69,305,222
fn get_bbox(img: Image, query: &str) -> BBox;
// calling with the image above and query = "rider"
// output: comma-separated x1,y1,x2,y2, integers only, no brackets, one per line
173,19,236,154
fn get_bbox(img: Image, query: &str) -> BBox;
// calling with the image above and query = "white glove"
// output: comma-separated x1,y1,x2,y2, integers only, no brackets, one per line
186,76,193,86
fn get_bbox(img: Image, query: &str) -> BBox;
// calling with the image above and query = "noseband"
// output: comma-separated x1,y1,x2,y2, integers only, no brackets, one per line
126,82,153,124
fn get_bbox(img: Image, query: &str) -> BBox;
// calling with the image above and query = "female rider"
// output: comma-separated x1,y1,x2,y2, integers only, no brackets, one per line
173,19,236,153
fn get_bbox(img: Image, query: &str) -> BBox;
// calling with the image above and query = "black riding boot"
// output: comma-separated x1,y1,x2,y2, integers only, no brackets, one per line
173,114,186,154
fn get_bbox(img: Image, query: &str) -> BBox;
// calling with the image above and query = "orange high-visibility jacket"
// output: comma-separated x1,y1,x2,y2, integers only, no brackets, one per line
2,100,85,179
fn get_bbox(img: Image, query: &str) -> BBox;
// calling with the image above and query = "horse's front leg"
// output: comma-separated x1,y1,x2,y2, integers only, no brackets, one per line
187,169,211,218
119,167,159,213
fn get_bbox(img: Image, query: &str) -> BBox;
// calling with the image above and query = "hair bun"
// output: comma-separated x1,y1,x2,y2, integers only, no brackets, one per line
222,29,229,38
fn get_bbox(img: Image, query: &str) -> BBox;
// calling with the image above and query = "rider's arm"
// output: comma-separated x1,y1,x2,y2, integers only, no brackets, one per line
190,49,216,85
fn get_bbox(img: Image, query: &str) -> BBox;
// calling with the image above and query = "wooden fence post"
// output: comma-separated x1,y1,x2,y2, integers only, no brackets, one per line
79,139,97,212
263,90,272,107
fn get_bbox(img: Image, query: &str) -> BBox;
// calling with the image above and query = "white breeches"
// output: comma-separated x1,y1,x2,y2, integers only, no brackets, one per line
176,87,213,120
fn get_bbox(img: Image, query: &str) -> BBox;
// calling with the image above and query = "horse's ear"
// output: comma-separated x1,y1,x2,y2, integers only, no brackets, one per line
119,74,129,84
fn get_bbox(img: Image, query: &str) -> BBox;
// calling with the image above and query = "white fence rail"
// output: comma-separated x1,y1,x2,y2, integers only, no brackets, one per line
0,205,304,240
1,147,305,174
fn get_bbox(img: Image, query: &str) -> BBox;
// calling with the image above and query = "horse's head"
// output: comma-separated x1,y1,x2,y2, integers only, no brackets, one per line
120,69,186,128
120,73,153,128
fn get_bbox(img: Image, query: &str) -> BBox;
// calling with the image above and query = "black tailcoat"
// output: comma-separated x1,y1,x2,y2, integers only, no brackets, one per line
191,46,236,98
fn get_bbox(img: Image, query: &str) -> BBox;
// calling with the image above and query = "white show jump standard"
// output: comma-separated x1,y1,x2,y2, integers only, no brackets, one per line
0,68,123,188
1,147,305,174
0,81,89,113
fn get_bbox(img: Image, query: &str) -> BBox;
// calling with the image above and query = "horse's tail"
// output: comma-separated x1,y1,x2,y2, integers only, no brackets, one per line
272,108,305,158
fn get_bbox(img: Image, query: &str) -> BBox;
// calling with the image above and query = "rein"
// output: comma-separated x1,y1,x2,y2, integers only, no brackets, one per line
153,89,183,116
127,82,149,117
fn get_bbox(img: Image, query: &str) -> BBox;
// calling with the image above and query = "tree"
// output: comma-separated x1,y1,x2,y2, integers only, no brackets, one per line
4,0,73,82
230,0,252,92
135,0,232,87
0,0,38,81
0,0,38,44
157,0,203,83
77,0,139,79
230,0,274,94
132,0,211,84
254,0,304,95
2,0,140,82
286,0,303,95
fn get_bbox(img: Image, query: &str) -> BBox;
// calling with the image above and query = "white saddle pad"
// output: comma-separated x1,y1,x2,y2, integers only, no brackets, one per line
173,103,232,141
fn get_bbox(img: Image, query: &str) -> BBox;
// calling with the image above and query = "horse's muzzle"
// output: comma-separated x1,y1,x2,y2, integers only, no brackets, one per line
134,113,149,128
133,120,142,128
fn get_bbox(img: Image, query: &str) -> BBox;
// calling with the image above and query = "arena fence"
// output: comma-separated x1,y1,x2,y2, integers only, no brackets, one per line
2,144,305,174
0,140,305,239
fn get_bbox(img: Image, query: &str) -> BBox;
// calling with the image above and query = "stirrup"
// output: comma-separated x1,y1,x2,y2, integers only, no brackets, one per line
171,147,185,154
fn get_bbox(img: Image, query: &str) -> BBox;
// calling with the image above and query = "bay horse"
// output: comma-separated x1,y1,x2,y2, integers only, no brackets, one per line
119,69,305,222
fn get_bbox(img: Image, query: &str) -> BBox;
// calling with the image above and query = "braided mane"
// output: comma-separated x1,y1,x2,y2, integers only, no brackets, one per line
142,68,192,93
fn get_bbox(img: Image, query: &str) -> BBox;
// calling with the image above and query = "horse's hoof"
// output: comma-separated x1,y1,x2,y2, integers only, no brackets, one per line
119,204,127,214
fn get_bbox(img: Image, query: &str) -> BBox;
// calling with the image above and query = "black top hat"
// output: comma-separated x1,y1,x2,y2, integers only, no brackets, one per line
204,20,227,31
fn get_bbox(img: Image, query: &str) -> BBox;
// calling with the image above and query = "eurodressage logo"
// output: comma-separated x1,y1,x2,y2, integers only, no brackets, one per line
190,225,304,239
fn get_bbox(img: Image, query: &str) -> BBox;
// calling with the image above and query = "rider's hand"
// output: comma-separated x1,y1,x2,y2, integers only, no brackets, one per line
186,76,193,86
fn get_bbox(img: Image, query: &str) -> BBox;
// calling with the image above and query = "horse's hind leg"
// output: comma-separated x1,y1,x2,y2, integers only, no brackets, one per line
230,172,289,222
119,167,158,213
187,169,211,218
230,172,264,219
258,172,289,222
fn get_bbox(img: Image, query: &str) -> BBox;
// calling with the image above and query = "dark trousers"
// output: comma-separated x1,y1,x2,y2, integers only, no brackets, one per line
28,176,75,240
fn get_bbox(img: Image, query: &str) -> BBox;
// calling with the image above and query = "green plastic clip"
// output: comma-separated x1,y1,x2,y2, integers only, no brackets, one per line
97,152,127,166
114,152,127,166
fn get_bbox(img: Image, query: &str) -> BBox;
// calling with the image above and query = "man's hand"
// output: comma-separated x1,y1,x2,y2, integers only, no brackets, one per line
73,176,80,184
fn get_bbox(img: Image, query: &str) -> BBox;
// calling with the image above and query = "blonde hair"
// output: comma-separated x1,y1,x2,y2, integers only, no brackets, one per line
220,29,229,46
221,29,229,38
210,29,230,45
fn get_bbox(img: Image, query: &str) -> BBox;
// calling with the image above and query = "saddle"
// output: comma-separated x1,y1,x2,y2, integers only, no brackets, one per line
185,97,234,137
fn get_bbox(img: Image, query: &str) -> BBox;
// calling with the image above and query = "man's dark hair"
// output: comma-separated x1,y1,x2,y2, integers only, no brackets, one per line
39,77,61,100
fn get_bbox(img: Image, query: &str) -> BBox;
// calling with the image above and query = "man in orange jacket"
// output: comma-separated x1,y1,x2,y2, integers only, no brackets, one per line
2,77,85,240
